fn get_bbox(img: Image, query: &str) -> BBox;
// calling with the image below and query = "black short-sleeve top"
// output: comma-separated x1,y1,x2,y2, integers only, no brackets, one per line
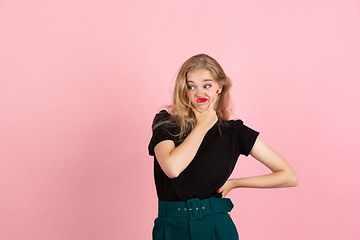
148,110,259,201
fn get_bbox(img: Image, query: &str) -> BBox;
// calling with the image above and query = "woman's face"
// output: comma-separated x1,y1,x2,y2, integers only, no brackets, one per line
186,69,222,112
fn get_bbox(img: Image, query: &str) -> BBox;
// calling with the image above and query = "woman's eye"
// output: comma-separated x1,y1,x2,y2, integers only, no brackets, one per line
204,84,212,89
187,86,195,90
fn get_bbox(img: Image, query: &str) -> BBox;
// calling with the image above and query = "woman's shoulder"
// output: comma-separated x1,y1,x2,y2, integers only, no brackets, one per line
156,109,171,117
222,118,259,137
152,110,179,130
222,118,244,128
152,110,172,124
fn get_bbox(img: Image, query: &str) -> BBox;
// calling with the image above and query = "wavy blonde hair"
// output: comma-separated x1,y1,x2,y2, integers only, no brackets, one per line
158,54,233,139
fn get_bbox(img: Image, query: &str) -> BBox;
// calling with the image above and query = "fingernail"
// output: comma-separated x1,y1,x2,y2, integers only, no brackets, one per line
217,190,220,193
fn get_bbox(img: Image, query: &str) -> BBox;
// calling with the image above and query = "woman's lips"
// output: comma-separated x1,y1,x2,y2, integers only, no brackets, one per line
197,98,208,103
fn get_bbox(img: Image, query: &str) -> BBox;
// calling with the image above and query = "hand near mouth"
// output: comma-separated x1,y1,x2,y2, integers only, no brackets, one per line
192,98,218,131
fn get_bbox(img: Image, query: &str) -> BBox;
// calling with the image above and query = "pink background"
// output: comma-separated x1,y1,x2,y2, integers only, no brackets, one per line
1,0,360,239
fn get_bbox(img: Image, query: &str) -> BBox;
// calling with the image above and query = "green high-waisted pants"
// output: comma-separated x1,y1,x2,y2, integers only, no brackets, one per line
153,197,239,240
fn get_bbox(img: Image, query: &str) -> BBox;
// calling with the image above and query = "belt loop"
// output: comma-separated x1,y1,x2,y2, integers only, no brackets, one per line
209,197,214,214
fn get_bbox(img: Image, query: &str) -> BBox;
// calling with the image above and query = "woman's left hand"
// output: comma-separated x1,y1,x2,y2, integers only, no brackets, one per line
218,179,235,198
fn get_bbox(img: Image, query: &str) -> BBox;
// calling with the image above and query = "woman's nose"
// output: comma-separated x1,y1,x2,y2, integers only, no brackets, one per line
195,89,205,96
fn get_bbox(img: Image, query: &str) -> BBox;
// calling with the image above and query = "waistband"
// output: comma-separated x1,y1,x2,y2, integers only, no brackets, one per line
158,197,234,220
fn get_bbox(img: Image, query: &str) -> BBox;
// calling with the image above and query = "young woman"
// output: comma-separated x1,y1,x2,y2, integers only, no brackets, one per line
148,54,298,240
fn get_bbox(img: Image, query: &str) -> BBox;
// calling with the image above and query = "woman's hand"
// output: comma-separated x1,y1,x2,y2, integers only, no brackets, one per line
218,179,235,198
192,98,218,131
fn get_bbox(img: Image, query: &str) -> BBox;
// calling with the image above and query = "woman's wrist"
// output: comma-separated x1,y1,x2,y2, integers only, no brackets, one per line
193,122,212,133
230,178,242,189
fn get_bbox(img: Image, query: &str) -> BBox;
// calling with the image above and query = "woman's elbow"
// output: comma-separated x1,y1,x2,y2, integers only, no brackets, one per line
287,171,299,187
157,158,181,179
162,166,181,179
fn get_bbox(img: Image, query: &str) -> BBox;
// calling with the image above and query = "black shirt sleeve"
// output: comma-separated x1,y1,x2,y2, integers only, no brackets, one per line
148,110,175,156
233,120,259,156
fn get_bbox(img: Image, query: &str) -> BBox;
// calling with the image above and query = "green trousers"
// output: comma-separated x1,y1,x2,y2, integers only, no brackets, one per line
153,197,239,240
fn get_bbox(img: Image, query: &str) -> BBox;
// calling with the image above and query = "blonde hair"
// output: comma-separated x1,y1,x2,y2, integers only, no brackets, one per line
158,54,233,139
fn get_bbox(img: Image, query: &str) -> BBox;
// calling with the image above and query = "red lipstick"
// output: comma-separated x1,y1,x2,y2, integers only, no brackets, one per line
197,98,208,103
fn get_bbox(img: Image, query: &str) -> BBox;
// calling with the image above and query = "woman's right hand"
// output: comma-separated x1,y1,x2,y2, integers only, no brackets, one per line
192,99,218,131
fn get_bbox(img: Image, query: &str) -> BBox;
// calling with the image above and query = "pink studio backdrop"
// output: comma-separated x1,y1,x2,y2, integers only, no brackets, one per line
1,1,359,239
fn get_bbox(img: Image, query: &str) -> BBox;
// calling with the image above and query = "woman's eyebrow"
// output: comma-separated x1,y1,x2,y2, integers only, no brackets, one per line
186,79,213,83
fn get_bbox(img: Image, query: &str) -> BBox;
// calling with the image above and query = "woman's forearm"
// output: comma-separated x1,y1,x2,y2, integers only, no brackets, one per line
230,169,299,189
167,126,208,176
154,125,209,178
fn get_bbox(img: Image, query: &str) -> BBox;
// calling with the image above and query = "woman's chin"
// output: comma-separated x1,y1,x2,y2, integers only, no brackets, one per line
194,104,209,113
